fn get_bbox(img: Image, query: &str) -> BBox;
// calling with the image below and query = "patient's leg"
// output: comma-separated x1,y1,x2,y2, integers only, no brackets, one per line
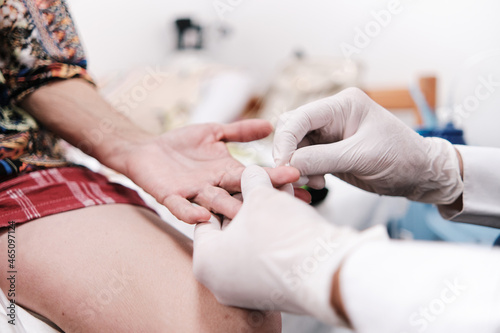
0,204,281,332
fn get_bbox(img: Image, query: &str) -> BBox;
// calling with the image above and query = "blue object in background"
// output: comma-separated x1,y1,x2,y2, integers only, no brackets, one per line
417,123,466,145
409,81,439,129
388,202,439,241
386,82,500,245
389,202,500,246
495,235,500,247
410,80,466,145
389,92,500,246
390,125,500,246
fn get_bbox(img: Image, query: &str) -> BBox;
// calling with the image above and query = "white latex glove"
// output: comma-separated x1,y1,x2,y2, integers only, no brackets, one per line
273,87,464,205
193,165,388,326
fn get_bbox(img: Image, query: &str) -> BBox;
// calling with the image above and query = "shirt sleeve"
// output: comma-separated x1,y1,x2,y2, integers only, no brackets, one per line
438,145,500,228
340,241,500,333
0,0,94,103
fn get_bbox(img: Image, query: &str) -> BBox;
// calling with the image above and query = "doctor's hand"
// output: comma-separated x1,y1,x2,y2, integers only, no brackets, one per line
193,165,388,326
273,87,464,204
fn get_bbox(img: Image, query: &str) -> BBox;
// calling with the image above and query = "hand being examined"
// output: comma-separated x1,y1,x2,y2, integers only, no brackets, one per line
122,119,300,223
21,79,299,224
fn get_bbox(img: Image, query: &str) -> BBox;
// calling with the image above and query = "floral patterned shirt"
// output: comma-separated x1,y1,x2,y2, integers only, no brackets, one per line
0,0,93,180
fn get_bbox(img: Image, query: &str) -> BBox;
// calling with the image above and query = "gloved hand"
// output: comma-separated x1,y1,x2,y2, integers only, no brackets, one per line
273,87,464,205
193,165,388,326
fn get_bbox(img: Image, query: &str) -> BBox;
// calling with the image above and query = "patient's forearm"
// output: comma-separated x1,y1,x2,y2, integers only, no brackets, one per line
20,79,153,173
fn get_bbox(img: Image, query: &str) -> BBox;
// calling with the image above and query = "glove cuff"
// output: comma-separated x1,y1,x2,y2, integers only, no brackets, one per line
300,225,389,327
408,137,464,205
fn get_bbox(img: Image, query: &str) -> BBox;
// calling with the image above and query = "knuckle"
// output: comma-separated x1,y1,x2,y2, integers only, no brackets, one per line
202,187,218,210
342,86,365,97
276,112,294,132
159,193,173,207
338,87,369,104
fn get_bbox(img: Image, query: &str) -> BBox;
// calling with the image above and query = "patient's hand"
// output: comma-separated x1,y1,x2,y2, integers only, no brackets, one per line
20,80,297,223
123,119,300,223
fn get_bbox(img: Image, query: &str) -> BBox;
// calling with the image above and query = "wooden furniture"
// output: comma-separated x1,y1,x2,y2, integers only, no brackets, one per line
364,76,437,126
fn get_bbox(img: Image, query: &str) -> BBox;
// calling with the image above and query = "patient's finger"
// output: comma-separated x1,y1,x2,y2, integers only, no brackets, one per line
218,163,245,193
221,216,232,230
164,195,211,224
195,186,243,220
265,166,301,186
294,187,312,203
217,119,273,142
220,165,299,193
232,193,243,202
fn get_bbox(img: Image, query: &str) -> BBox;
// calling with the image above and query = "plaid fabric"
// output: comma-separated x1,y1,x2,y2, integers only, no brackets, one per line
0,166,152,226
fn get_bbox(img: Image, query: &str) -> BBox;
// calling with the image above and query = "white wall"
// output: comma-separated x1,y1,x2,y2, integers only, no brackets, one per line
67,0,500,146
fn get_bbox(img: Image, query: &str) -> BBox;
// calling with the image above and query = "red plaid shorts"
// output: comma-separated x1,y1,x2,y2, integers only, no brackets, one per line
0,166,151,227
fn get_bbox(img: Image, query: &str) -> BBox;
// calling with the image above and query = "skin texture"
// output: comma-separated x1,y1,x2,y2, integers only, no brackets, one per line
0,204,281,332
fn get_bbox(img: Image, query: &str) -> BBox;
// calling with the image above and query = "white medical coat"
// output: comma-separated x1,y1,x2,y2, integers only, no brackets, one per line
439,145,500,228
340,145,500,333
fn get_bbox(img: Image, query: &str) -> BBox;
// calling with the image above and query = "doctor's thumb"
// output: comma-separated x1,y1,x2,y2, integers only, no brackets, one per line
241,165,273,200
194,215,223,243
290,139,356,175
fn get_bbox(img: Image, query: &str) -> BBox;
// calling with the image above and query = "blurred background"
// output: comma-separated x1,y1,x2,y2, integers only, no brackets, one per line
63,1,500,332
66,0,500,144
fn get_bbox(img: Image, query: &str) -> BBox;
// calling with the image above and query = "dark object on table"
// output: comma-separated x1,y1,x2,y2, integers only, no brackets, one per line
175,18,203,50
303,186,329,206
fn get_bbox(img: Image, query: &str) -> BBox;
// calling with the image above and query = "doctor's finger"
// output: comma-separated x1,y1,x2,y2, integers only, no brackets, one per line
273,112,310,166
194,216,223,241
307,175,326,190
278,183,294,196
290,138,356,175
273,104,335,166
217,119,273,142
297,136,312,149
241,165,273,200
220,165,299,193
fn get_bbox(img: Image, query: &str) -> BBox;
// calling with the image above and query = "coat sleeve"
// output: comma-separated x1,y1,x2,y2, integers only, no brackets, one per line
340,240,500,333
438,145,500,228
